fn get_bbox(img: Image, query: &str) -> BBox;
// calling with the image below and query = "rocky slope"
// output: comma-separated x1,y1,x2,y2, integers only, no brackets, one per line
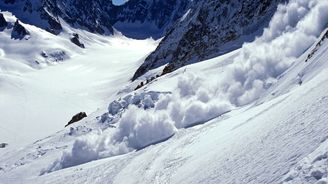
113,0,191,39
0,0,191,38
132,0,285,80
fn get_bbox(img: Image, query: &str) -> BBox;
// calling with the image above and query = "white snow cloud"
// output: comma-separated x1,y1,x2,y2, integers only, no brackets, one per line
222,0,328,106
113,106,177,149
45,73,231,172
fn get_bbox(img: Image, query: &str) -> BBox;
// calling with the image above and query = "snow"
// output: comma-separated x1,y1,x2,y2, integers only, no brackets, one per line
221,0,328,106
0,11,75,68
2,38,328,183
179,9,190,22
112,0,129,6
0,19,158,152
282,138,328,183
114,106,176,150
1,0,328,183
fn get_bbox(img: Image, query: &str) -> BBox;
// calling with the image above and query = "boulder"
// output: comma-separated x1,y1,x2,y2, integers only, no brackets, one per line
70,33,85,48
0,13,7,28
65,112,87,127
135,81,144,90
0,143,8,148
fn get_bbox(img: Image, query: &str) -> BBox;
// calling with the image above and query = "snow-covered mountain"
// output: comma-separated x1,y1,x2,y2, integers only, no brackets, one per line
0,0,191,69
132,0,284,80
1,0,328,184
0,0,191,38
113,0,191,39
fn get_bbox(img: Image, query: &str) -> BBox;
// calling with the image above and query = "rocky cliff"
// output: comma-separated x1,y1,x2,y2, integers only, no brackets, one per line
132,0,286,80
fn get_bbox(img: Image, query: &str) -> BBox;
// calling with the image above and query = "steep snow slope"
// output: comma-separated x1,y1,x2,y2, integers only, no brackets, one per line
1,27,328,184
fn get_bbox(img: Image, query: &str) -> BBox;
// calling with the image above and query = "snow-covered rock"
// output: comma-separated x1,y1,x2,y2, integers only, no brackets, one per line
132,0,284,80
11,20,29,39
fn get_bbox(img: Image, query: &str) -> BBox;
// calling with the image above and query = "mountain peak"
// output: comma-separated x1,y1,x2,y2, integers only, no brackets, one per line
0,0,191,38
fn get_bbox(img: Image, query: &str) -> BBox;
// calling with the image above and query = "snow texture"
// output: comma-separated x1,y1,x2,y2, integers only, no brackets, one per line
282,138,328,184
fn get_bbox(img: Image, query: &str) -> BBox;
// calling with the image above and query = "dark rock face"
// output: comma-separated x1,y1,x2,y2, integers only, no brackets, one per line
0,13,7,28
4,0,15,4
50,0,114,35
11,20,30,39
0,0,191,38
70,33,85,48
2,0,62,34
132,0,285,80
113,0,191,39
305,29,328,62
65,112,87,127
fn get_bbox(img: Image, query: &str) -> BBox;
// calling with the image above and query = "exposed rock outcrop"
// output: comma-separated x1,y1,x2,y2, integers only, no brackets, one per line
70,33,85,48
132,0,285,80
11,20,30,39
0,143,8,148
0,13,7,28
65,112,87,127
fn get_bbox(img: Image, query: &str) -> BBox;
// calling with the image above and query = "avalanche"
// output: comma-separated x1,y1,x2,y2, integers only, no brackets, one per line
1,0,328,184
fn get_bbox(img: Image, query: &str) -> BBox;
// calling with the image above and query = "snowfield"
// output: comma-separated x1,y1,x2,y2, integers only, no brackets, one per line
0,14,159,151
1,0,328,183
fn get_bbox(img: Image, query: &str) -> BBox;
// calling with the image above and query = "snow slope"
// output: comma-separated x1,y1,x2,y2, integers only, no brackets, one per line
1,0,328,183
1,27,328,184
0,29,158,152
